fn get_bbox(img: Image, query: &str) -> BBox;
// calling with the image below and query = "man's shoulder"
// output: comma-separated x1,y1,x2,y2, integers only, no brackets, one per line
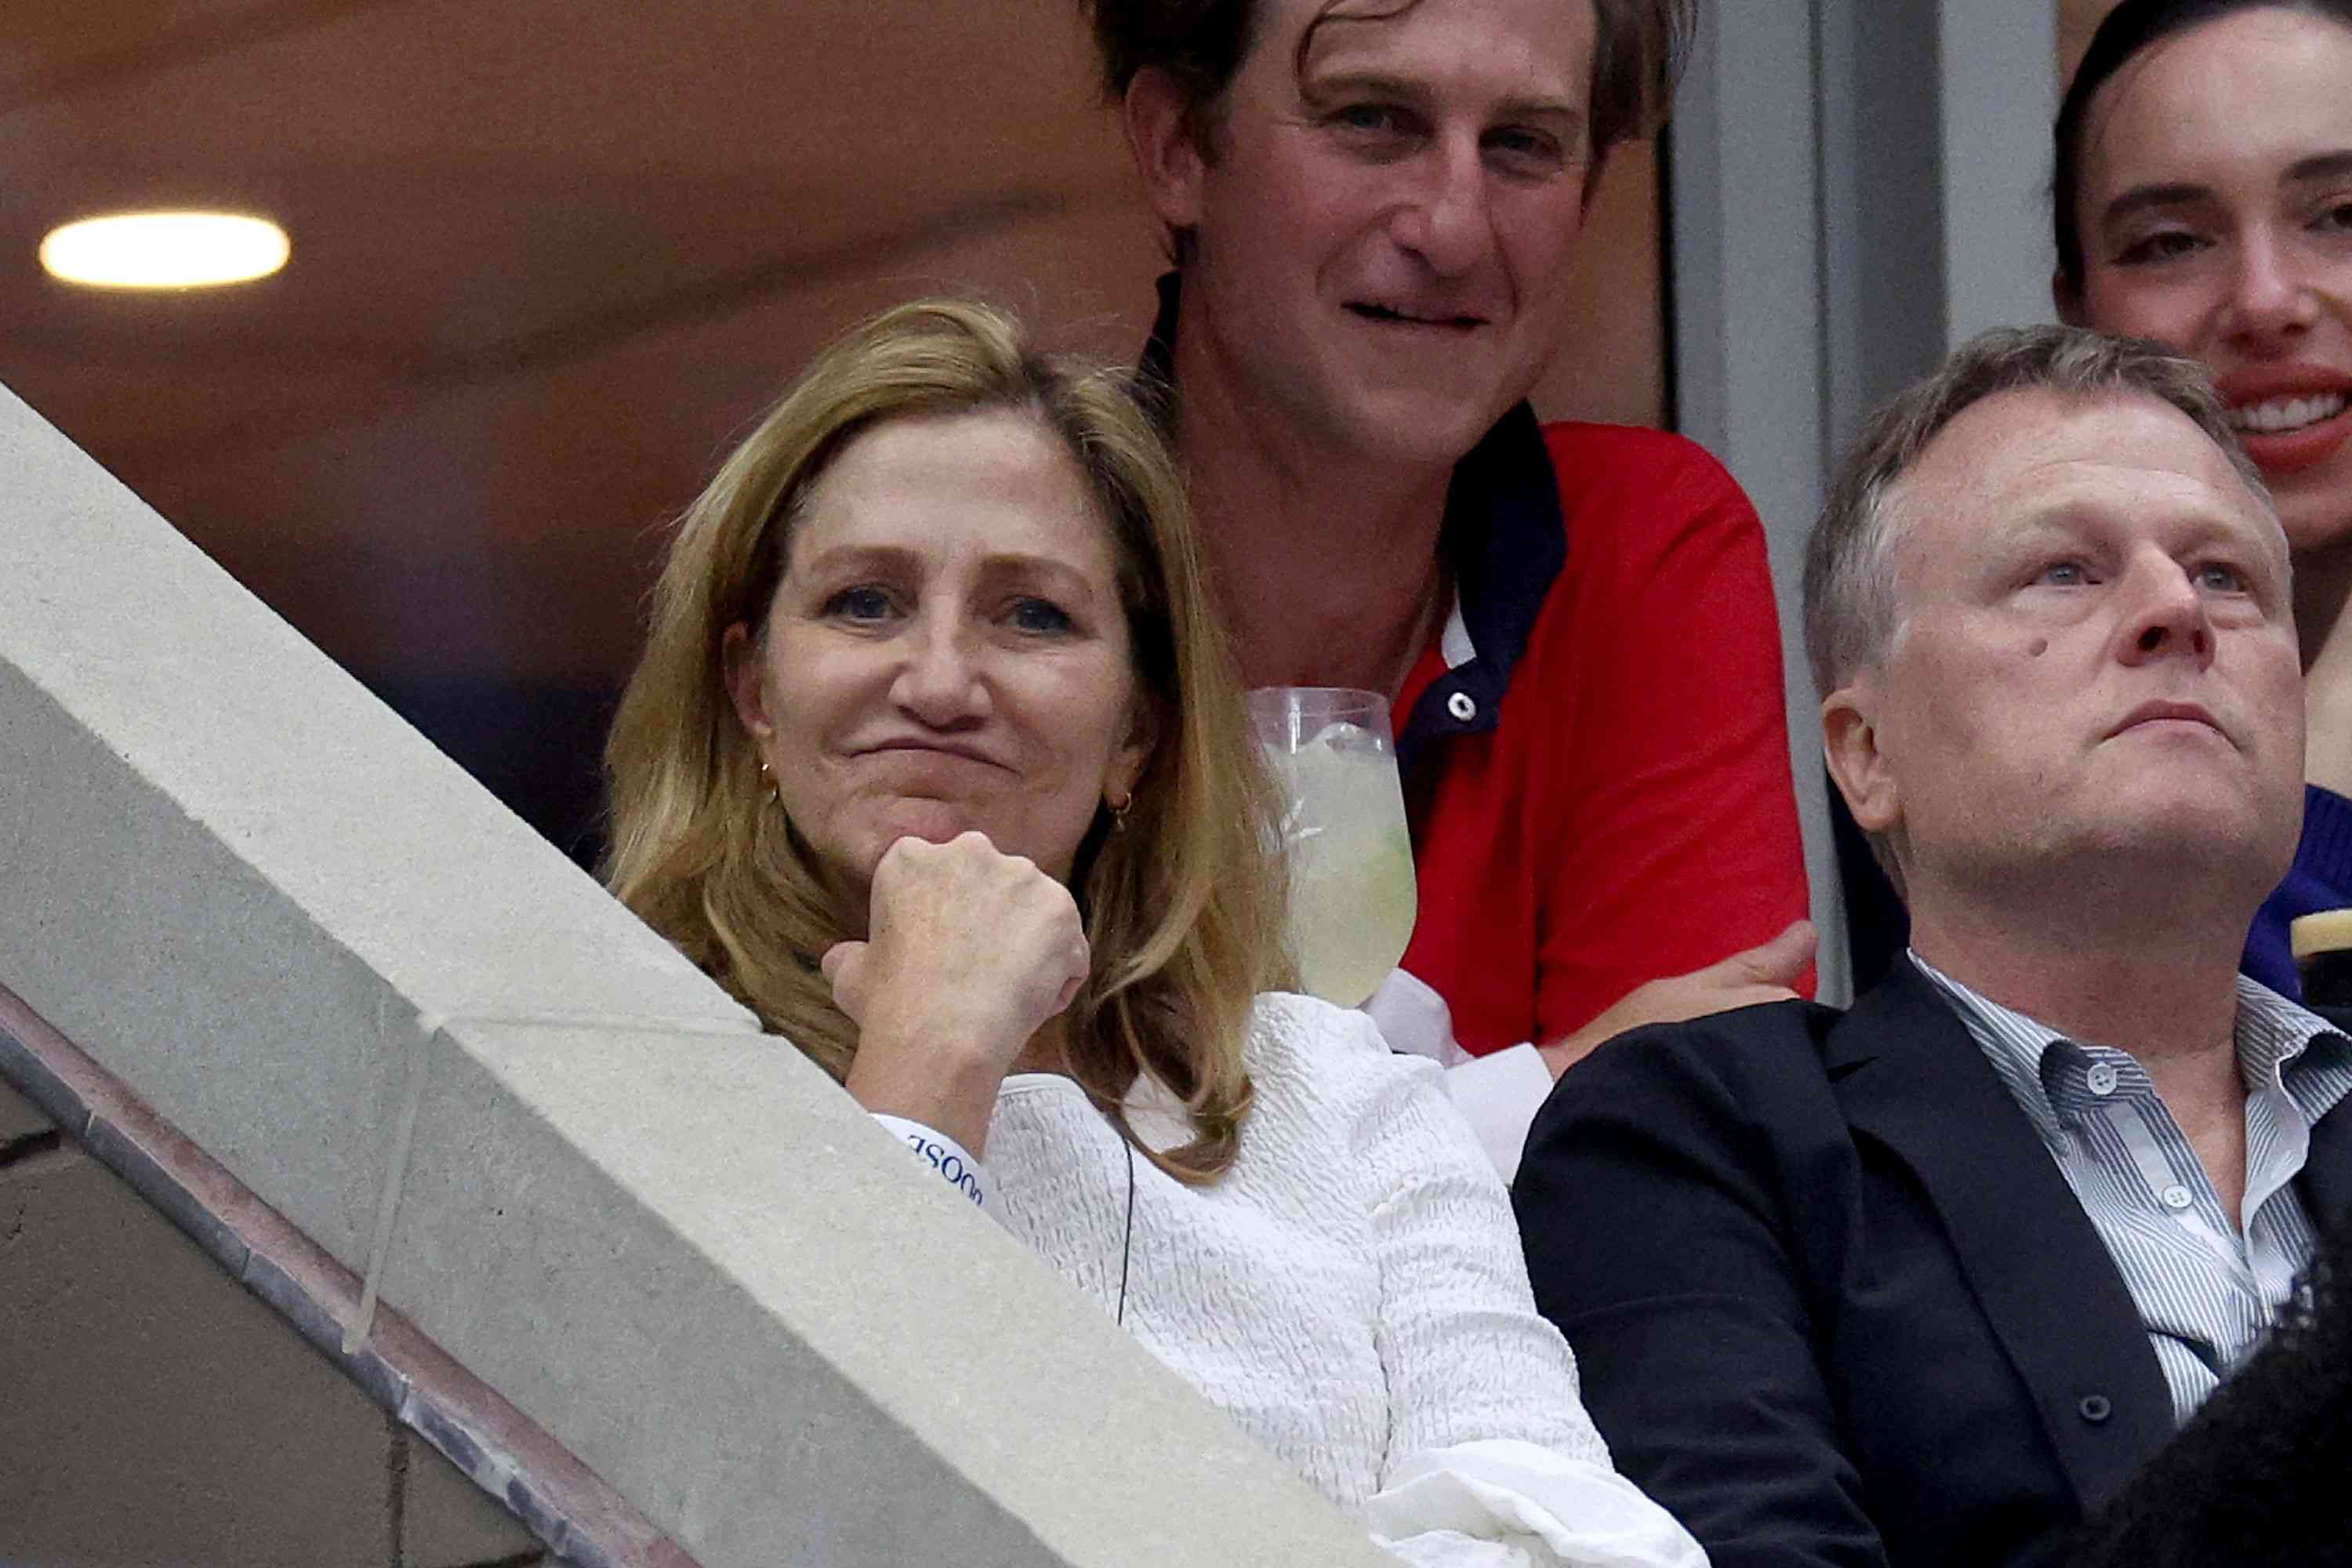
1516,999,1869,1269
1236,989,1439,1122
1535,419,1747,503
1538,997,1850,1138
1523,419,1766,591
1603,994,1843,1070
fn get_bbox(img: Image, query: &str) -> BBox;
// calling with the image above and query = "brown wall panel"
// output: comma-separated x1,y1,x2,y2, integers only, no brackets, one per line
0,1141,537,1566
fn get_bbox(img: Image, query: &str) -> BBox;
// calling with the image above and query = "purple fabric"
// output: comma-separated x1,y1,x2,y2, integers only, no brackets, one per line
2245,785,2352,1000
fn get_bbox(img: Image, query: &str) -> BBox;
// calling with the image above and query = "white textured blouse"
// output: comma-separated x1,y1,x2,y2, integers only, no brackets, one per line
976,992,1706,1568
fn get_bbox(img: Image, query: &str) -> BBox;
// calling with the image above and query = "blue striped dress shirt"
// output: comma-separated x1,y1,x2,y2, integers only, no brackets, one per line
1911,951,2352,1424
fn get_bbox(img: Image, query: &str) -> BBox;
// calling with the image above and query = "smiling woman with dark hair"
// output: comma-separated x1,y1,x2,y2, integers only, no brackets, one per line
604,297,1704,1568
2054,0,2352,994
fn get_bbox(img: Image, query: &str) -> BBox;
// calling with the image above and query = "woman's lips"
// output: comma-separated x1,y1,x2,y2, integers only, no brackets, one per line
859,739,1006,770
2236,399,2352,475
2219,368,2352,476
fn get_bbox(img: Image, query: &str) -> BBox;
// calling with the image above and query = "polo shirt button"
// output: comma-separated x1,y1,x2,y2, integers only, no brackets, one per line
2161,1184,2194,1210
2086,1062,2118,1096
1446,691,1477,722
2078,1394,2111,1424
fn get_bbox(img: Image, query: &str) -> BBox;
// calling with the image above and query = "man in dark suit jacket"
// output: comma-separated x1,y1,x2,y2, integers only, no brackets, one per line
1514,325,2352,1568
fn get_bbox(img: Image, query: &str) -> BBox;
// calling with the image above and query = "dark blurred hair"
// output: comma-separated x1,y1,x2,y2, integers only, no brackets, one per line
2071,1205,2352,1566
1085,0,1693,176
2054,0,2352,295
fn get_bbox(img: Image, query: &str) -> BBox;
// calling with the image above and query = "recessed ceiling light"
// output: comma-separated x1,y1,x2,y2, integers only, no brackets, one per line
40,211,289,290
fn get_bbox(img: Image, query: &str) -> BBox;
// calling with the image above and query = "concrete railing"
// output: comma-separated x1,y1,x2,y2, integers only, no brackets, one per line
0,381,1388,1567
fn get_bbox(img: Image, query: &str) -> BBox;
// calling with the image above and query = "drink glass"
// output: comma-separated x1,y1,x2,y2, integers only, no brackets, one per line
1247,687,1419,1008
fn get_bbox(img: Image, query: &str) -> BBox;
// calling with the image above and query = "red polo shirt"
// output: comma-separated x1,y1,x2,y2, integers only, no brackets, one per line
1392,414,1810,1055
1143,275,1810,1060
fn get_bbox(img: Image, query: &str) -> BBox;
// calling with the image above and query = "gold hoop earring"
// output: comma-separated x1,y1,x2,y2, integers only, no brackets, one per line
1106,789,1132,832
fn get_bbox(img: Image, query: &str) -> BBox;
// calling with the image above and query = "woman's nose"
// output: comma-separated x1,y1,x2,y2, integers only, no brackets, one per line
2223,230,2321,343
891,615,989,725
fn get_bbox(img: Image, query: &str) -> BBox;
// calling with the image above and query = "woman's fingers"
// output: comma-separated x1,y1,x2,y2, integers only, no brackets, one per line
855,830,1089,1067
1050,933,1092,1017
821,940,870,1021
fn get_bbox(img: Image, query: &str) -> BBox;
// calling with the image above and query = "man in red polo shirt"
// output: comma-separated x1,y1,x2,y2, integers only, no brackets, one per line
1091,0,1811,1171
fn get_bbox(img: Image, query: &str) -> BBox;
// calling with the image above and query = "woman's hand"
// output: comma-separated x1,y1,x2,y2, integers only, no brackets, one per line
1537,919,1815,1078
827,830,1091,1155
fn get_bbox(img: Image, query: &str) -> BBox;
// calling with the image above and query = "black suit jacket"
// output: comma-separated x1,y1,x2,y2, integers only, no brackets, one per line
1512,959,2352,1568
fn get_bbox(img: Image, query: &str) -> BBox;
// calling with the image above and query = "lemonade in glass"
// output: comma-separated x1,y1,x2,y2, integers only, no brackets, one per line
1247,688,1419,1008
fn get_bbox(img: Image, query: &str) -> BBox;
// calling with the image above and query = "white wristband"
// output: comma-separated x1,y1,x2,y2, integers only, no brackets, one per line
871,1113,989,1211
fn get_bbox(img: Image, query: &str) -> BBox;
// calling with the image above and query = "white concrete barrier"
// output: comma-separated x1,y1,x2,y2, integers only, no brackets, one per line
0,382,1386,1567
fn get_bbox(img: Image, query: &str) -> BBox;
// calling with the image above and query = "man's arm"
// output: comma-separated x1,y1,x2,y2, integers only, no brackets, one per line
1511,1015,1889,1568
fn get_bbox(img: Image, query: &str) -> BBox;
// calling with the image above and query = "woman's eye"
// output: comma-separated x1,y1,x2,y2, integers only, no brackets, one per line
2196,562,2248,593
2038,560,2091,586
823,586,894,622
2313,198,2352,236
2112,228,2205,267
1009,597,1074,634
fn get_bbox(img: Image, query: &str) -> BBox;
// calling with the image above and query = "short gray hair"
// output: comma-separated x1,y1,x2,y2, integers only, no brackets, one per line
1802,324,2269,699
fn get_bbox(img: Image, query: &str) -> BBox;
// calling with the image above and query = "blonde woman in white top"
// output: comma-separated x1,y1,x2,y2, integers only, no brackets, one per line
604,298,1703,1568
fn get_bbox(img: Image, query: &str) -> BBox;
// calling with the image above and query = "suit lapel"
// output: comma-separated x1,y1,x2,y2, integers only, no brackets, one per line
1828,961,2174,1508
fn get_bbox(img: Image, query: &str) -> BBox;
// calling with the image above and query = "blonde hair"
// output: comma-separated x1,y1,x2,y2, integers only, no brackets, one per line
604,298,1287,1181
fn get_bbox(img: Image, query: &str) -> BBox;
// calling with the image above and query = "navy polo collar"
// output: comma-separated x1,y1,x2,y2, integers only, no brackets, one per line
1138,270,1566,779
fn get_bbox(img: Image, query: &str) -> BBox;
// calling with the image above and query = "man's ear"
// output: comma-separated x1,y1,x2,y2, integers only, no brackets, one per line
1822,679,1901,837
2053,268,2087,327
721,622,774,747
1123,65,1210,233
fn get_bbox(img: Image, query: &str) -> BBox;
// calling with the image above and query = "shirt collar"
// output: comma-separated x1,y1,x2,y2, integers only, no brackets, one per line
1909,951,2077,1148
1136,270,1564,778
2234,975,2352,1119
1908,949,2352,1144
